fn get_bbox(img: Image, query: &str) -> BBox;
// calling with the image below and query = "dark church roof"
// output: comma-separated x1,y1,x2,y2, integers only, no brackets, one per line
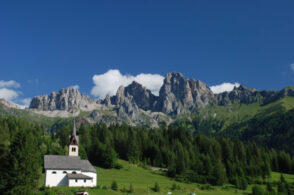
44,155,96,173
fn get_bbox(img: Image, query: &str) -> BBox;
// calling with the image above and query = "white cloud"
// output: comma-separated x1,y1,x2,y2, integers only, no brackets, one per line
0,80,20,88
91,69,164,98
291,63,294,71
68,85,79,90
0,80,32,109
210,82,240,94
0,88,19,100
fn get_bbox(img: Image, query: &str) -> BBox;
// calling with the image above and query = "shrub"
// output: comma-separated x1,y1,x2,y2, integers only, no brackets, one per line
114,163,123,169
171,183,180,191
111,180,118,191
171,183,177,191
129,183,134,193
252,185,264,195
121,186,127,193
154,182,160,192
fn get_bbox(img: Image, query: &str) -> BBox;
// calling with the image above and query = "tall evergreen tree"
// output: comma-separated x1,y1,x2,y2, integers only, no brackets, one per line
3,129,40,194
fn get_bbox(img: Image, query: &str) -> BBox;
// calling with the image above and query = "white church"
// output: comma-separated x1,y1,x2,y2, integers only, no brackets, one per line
44,121,97,187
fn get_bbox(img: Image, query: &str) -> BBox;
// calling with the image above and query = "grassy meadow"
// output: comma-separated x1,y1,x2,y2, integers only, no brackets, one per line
38,160,294,195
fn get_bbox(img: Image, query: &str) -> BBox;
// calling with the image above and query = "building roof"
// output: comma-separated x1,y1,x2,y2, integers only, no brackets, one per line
67,173,92,179
44,155,96,173
80,160,96,173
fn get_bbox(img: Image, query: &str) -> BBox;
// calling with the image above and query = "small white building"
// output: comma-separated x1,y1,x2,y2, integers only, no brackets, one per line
44,121,97,187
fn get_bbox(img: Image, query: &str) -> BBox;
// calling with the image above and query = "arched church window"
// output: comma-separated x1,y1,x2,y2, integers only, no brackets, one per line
63,171,67,174
52,171,56,174
72,171,77,174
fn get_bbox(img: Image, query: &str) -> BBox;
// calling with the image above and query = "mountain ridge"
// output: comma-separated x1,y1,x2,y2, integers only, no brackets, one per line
1,72,293,127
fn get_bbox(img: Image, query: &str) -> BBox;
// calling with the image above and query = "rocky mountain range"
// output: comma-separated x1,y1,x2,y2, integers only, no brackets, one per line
25,72,294,127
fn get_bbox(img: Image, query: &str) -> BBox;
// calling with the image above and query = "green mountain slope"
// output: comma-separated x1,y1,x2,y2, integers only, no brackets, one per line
220,97,294,156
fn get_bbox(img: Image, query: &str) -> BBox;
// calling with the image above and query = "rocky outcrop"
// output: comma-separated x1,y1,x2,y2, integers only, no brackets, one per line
27,72,294,127
215,85,294,106
216,85,264,105
156,73,215,114
29,88,98,112
124,81,158,111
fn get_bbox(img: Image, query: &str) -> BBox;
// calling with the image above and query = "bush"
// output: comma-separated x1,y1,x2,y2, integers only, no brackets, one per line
252,185,264,195
111,180,118,191
171,183,177,191
121,186,127,193
129,183,134,193
200,184,214,191
114,163,123,169
238,177,247,190
154,182,160,192
102,185,107,190
171,183,180,191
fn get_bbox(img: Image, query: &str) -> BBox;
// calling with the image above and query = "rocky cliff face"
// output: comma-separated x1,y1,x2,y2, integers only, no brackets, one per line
215,85,294,106
28,73,294,126
215,85,264,105
29,88,98,112
156,73,215,114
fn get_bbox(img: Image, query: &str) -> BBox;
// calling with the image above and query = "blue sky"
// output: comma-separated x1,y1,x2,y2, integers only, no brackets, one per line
0,1,293,106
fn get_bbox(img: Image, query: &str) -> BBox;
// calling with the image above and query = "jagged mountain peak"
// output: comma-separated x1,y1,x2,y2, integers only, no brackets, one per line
26,73,294,127
29,87,97,112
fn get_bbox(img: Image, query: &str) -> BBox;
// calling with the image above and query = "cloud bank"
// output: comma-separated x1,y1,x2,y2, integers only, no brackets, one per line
91,69,164,98
0,80,31,108
210,82,240,94
0,80,20,88
0,88,19,100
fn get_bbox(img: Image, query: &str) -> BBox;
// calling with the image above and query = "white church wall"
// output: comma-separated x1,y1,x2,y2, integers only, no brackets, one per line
45,169,81,187
68,178,93,187
82,172,97,187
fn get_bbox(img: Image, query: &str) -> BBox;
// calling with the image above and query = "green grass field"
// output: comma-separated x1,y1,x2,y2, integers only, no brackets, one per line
38,160,294,195
38,160,293,195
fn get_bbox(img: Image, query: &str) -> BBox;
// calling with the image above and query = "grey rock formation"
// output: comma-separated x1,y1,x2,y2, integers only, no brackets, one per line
156,73,214,114
111,85,141,120
27,72,294,127
29,88,98,111
124,81,158,111
215,85,294,106
216,85,264,105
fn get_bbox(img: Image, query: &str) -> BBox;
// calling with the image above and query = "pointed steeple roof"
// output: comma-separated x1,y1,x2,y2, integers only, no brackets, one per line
69,119,79,145
73,119,77,136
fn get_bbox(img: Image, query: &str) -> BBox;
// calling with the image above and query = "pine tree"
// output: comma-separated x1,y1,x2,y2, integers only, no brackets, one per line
3,129,41,194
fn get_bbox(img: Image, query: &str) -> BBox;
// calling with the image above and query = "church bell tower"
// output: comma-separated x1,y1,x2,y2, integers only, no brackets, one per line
69,120,79,156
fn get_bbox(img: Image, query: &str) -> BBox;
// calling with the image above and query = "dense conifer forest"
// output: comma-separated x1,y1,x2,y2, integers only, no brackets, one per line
0,115,294,194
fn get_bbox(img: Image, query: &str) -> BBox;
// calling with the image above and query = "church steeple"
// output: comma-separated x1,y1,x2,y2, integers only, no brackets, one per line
73,119,77,136
69,119,79,156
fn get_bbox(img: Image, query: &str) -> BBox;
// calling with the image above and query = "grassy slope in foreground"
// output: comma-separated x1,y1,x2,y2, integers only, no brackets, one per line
39,160,294,195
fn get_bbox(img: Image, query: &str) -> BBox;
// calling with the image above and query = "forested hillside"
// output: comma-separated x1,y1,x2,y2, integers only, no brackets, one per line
1,96,294,194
